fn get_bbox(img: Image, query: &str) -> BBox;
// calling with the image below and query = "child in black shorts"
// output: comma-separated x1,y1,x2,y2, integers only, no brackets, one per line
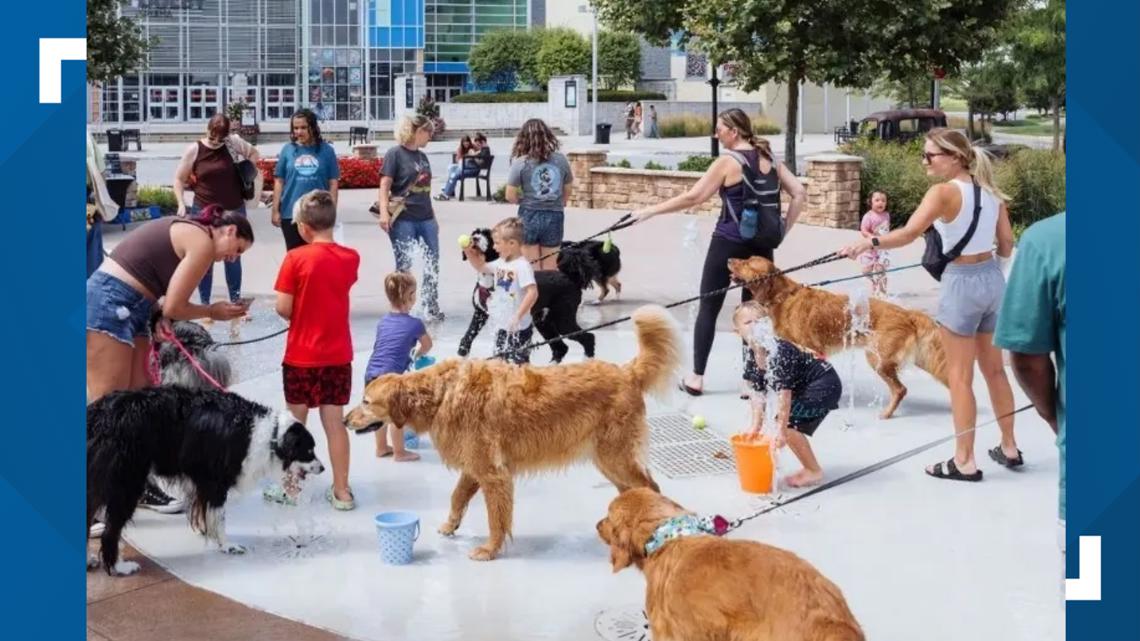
734,302,843,488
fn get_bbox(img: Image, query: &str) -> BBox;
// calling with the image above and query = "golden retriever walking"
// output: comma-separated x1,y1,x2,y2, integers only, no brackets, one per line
345,305,681,560
598,488,865,641
728,256,948,419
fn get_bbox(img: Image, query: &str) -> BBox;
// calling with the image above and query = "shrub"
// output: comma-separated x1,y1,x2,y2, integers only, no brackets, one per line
659,112,780,138
596,90,667,102
841,138,933,229
608,158,632,168
643,161,670,171
995,149,1066,232
136,185,178,212
451,91,547,103
843,139,1065,236
257,157,383,190
676,155,715,173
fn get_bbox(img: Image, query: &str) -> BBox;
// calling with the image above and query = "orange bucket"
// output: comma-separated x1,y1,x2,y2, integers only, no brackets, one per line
731,434,775,494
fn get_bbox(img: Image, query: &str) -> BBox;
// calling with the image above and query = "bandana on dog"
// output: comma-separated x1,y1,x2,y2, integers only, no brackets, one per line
644,514,730,556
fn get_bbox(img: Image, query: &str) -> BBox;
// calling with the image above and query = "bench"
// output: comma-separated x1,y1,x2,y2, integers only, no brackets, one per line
459,155,494,201
349,126,370,146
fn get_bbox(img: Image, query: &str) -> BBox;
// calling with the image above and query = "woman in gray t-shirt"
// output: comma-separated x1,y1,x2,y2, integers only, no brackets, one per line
506,118,573,270
378,114,442,320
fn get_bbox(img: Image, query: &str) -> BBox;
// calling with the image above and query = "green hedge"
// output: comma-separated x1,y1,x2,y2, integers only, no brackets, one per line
451,91,547,103
676,155,716,173
136,185,179,213
659,113,780,138
841,138,1065,239
449,90,666,103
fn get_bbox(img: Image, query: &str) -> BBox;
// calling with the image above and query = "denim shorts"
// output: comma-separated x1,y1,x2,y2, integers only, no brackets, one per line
937,259,1005,337
86,271,154,346
519,208,565,247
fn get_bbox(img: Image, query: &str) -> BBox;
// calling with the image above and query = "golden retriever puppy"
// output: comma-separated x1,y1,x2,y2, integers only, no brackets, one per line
345,305,681,561
597,488,864,641
728,256,948,419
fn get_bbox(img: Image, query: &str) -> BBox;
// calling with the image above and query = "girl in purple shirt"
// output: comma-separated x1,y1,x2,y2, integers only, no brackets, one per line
364,272,432,462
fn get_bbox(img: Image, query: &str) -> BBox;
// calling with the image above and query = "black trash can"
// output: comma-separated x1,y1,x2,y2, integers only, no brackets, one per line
594,123,612,144
106,129,124,152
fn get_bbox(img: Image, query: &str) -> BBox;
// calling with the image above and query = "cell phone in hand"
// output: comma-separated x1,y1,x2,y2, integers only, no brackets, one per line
237,297,255,308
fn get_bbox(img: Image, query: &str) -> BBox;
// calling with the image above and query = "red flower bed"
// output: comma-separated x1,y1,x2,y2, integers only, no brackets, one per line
256,156,382,190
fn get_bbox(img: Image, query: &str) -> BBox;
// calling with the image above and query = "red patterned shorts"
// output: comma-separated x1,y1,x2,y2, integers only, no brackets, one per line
282,363,352,408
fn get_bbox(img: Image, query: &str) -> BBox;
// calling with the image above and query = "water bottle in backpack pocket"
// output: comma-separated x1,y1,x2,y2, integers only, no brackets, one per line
739,206,761,240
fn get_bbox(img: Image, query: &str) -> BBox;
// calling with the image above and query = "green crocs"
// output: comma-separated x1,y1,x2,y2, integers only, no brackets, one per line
325,486,356,511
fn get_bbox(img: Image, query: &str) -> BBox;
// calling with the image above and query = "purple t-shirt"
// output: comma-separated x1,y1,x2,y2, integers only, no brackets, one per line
364,313,427,382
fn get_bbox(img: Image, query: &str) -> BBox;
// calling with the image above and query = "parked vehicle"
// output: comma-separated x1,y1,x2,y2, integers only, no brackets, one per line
835,108,948,145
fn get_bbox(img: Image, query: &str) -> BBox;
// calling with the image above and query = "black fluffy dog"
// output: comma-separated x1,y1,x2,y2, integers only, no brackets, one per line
459,228,602,362
87,387,324,575
562,239,622,303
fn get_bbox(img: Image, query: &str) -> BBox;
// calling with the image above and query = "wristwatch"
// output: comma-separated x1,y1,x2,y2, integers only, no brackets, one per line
871,237,881,247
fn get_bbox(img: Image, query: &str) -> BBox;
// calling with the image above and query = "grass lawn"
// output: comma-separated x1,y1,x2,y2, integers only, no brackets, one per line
939,97,968,112
992,118,1065,137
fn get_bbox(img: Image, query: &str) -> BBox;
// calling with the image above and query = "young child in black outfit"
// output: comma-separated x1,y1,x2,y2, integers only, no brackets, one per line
734,302,843,488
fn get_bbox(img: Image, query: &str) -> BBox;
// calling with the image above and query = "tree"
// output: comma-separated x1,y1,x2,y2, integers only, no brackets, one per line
598,31,642,90
873,70,934,109
467,29,541,92
1009,0,1065,151
535,28,592,87
87,0,153,84
594,0,1016,170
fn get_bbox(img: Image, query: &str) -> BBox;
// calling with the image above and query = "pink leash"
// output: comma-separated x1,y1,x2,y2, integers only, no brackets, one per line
153,325,227,391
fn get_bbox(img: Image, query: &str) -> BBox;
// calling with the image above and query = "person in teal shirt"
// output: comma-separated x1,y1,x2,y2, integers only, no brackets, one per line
993,211,1065,546
273,109,340,251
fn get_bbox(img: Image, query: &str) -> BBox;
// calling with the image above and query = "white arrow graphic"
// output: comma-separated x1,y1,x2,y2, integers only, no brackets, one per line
39,38,86,104
1066,536,1102,601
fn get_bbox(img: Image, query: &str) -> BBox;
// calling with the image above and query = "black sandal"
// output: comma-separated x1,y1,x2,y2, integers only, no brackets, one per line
926,458,983,482
987,446,1025,469
678,381,703,397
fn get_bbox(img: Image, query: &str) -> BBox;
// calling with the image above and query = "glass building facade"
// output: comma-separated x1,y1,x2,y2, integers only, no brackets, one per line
91,0,532,124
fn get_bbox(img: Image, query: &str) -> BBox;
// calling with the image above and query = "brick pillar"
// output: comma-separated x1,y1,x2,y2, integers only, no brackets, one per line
566,149,608,208
800,154,863,229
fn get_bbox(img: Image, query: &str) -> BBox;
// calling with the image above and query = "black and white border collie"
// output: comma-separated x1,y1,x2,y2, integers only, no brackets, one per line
86,387,324,576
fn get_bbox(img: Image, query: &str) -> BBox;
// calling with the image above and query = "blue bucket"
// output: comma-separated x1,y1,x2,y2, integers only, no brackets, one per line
374,512,420,565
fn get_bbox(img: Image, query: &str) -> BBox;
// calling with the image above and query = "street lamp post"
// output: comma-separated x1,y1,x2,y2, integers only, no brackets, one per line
709,64,720,156
580,3,598,141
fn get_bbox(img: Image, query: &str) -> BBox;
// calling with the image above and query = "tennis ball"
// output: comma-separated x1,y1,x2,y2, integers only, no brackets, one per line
458,234,472,248
692,415,707,430
602,235,613,253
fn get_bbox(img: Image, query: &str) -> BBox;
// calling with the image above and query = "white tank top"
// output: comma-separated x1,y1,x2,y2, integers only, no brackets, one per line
934,179,1000,256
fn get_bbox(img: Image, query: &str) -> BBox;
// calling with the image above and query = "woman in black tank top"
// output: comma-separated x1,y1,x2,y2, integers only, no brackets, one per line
631,109,807,396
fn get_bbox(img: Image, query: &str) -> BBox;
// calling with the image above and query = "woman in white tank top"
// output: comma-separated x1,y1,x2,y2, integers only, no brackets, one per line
839,128,1018,482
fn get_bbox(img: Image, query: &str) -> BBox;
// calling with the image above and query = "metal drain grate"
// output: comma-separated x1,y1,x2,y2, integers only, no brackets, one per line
648,412,716,446
595,605,651,641
647,413,736,479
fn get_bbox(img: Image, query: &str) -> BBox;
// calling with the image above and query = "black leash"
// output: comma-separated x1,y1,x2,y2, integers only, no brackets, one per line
214,326,290,347
721,404,1035,532
531,213,635,265
492,252,844,360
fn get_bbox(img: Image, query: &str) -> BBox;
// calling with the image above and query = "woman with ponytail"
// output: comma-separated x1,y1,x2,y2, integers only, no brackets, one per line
840,127,1017,482
86,209,255,511
632,108,807,397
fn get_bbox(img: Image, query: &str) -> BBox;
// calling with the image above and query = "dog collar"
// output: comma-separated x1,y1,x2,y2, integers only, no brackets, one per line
269,419,281,457
644,514,730,556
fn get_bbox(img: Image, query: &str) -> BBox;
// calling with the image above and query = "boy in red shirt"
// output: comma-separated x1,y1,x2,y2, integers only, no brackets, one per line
273,190,360,510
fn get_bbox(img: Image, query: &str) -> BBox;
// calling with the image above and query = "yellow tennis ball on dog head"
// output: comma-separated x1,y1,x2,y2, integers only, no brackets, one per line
692,415,707,430
458,234,472,249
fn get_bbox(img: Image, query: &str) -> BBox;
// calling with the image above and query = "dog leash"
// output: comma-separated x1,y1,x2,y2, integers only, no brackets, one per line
155,324,228,391
532,213,635,266
717,404,1036,533
492,252,845,359
809,262,923,288
215,326,290,347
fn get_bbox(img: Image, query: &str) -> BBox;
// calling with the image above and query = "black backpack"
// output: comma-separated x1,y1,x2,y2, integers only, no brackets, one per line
723,149,785,250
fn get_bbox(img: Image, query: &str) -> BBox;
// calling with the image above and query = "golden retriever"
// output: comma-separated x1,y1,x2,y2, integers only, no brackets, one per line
345,305,681,561
728,256,948,419
597,488,865,641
